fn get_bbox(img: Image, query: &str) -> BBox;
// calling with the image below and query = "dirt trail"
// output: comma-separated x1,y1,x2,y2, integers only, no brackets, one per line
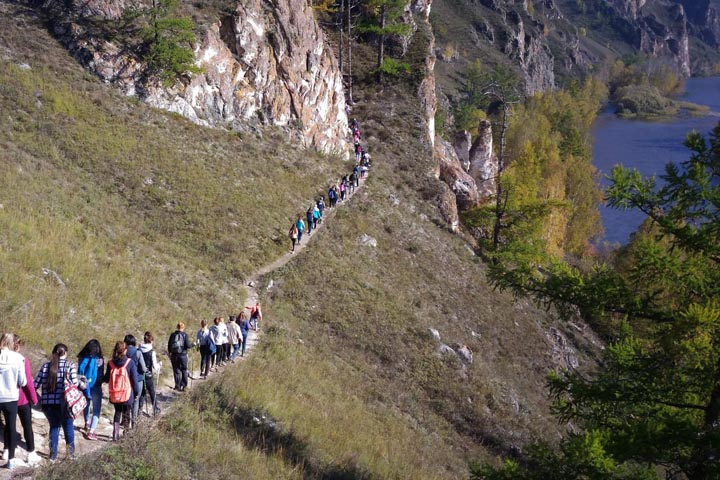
4,172,367,479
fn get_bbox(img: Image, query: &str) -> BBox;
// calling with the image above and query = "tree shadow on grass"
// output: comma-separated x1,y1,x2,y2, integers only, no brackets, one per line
231,408,372,480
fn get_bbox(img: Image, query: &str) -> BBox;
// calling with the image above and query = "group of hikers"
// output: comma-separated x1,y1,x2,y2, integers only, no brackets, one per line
0,303,262,468
288,118,371,253
0,118,368,469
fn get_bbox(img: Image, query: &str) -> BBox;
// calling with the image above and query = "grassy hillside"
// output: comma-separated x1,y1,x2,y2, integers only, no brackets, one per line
1,3,600,479
0,3,348,352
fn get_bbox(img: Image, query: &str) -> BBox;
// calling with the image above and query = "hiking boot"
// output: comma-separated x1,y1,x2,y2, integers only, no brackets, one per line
86,432,97,441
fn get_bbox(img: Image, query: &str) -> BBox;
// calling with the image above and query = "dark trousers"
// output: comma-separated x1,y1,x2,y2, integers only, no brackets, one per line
140,374,157,413
223,344,231,362
200,345,212,376
17,402,33,452
113,403,130,424
0,401,18,459
171,353,188,388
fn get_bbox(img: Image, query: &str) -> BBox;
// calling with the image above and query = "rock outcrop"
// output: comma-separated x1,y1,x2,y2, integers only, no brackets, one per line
40,0,349,153
468,120,497,200
435,137,480,211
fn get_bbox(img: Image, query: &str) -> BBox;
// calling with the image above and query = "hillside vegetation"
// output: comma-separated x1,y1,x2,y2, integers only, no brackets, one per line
0,3,603,479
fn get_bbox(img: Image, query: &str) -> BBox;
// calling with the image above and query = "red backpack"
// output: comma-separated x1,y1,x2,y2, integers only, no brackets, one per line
108,360,131,404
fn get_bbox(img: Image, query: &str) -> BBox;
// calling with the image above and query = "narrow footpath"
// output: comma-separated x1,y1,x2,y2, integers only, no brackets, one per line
4,164,368,479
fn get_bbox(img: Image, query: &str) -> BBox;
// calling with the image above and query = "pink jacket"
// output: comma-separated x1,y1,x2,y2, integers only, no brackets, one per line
18,358,38,407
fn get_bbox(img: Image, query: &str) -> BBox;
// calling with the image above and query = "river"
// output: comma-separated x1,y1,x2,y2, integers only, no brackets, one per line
591,77,720,245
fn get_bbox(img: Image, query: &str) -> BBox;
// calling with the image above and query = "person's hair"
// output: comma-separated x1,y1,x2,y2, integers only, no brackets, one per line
12,334,21,352
229,315,237,323
47,343,68,393
201,319,208,328
144,331,154,344
239,311,246,320
112,342,127,363
213,317,220,325
297,215,301,220
78,339,103,359
177,322,185,331
0,333,14,350
123,334,137,347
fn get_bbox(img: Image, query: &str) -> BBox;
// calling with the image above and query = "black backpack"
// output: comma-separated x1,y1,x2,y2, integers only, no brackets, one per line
170,332,184,354
142,349,154,376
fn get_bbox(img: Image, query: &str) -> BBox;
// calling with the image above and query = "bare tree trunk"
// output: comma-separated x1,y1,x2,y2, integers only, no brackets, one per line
346,0,353,103
492,100,509,247
339,0,345,75
377,3,386,83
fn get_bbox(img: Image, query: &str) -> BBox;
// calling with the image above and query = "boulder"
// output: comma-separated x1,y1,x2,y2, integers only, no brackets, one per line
435,137,480,211
358,234,378,248
469,120,497,200
429,328,441,340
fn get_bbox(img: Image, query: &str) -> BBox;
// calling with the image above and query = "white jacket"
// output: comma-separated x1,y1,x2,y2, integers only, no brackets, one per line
0,349,26,402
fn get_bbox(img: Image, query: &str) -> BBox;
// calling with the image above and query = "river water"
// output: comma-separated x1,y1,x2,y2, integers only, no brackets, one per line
591,77,720,245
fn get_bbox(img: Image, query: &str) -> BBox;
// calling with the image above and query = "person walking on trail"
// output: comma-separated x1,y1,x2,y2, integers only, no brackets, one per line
139,332,161,416
306,207,314,235
216,317,229,366
339,177,347,201
123,334,146,429
35,343,77,462
289,222,299,253
349,172,357,194
168,322,193,392
296,215,305,244
328,187,337,208
227,316,242,363
352,165,360,186
239,313,251,357
0,333,27,469
77,339,104,441
317,197,325,223
312,204,320,229
350,117,359,132
104,341,137,442
196,319,214,378
11,335,39,466
246,302,263,331
355,143,363,163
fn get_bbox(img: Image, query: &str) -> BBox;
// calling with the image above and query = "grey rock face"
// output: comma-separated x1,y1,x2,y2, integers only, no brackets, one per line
435,137,481,211
41,0,349,153
468,120,497,200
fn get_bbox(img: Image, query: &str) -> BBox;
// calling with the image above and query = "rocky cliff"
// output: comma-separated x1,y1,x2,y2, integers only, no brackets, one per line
40,0,349,154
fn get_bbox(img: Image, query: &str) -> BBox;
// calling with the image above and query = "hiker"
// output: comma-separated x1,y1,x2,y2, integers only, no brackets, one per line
11,335,39,466
296,215,305,244
328,186,337,208
289,222,299,253
35,343,77,462
239,312,251,357
312,203,320,229
349,172,357,193
209,317,227,367
196,319,214,378
104,341,137,442
317,197,325,222
339,177,347,201
246,302,263,331
139,332,161,416
167,322,194,392
350,118,359,132
352,165,360,186
355,143,363,163
0,333,27,469
124,334,146,428
227,316,242,362
77,339,104,441
306,206,314,235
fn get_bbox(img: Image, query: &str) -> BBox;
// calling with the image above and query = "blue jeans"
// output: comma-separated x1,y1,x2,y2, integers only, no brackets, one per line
230,343,240,361
83,386,103,431
42,404,74,459
297,229,303,243
241,332,248,356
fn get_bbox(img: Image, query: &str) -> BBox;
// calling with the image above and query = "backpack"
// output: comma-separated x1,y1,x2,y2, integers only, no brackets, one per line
108,360,132,404
77,357,97,391
208,333,217,354
142,349,154,376
289,225,298,239
170,332,184,354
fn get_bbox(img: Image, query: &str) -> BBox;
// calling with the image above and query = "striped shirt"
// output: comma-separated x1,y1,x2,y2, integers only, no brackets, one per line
34,359,78,405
